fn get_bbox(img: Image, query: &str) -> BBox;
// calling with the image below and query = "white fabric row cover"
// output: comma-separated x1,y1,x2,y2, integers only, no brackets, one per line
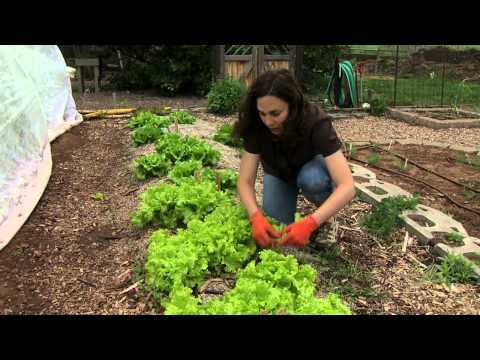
0,45,83,250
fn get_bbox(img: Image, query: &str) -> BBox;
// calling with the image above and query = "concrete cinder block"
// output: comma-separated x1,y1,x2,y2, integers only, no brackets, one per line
349,163,377,182
400,205,468,245
355,178,412,206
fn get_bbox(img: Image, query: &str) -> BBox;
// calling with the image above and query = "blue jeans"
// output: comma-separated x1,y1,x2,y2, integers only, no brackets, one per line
263,154,333,225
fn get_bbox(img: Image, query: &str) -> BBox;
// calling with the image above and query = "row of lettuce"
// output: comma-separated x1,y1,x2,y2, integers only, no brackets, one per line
127,110,352,315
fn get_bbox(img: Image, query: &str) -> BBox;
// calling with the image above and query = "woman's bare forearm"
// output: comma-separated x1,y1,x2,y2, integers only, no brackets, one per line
311,182,355,225
237,180,260,217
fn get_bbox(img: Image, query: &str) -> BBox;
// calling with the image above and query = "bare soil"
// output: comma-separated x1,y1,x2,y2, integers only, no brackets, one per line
352,144,480,238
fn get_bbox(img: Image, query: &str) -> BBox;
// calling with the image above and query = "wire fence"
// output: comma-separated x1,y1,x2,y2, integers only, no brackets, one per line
344,45,480,110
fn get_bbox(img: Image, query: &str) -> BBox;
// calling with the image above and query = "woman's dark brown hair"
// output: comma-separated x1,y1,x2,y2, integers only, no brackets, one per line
233,69,307,147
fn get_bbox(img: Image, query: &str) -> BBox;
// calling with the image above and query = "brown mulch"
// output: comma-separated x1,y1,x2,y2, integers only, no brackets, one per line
0,110,154,314
1,93,478,315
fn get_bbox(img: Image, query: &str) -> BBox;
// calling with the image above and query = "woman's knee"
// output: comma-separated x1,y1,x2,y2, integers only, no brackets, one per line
297,156,332,194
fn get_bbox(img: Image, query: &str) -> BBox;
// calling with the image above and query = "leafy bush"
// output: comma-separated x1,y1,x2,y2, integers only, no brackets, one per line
369,94,388,116
108,45,213,96
207,78,247,115
302,45,349,94
360,195,419,238
213,123,243,148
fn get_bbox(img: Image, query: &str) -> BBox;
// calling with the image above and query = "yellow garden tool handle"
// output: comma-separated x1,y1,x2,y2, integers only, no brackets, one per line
83,108,136,119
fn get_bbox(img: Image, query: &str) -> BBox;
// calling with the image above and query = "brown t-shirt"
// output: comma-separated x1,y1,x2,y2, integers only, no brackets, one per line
243,103,341,181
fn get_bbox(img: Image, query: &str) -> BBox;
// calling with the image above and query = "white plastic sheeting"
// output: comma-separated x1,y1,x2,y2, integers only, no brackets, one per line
0,45,83,250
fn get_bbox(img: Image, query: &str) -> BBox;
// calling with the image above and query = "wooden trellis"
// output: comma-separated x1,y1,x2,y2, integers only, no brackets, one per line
213,45,304,87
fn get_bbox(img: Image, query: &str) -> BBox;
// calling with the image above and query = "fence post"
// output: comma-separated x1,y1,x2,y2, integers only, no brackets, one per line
440,60,446,107
393,45,400,107
218,45,225,80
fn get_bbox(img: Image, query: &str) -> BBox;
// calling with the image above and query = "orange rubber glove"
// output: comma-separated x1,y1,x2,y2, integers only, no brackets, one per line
278,215,320,247
250,210,282,248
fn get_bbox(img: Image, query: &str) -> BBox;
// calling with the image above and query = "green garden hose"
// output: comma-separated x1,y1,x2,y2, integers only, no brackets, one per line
326,59,358,108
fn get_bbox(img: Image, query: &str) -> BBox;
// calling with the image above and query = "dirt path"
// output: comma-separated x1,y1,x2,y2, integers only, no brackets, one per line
0,115,152,314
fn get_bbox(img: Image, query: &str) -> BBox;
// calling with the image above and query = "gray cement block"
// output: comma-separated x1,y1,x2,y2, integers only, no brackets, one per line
355,178,412,206
400,205,469,245
349,163,377,182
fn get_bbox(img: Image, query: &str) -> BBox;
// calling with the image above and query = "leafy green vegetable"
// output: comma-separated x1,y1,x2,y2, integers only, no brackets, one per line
134,153,172,180
128,111,172,129
167,161,238,192
131,125,166,147
164,250,351,315
170,111,197,124
167,160,204,183
213,123,243,148
201,168,238,192
155,133,220,166
131,179,233,229
144,203,256,296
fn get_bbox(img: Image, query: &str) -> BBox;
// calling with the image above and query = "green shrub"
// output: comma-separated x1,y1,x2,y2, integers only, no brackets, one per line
369,94,388,116
302,45,349,95
108,45,213,96
207,78,247,115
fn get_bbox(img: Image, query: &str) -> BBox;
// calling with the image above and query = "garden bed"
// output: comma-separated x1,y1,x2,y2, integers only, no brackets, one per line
387,107,480,129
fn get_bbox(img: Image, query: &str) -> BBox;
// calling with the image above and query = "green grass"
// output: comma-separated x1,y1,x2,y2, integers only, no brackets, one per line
424,254,478,285
456,152,480,171
366,153,380,166
395,159,412,173
361,78,480,106
349,45,480,58
446,232,465,244
464,191,480,203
